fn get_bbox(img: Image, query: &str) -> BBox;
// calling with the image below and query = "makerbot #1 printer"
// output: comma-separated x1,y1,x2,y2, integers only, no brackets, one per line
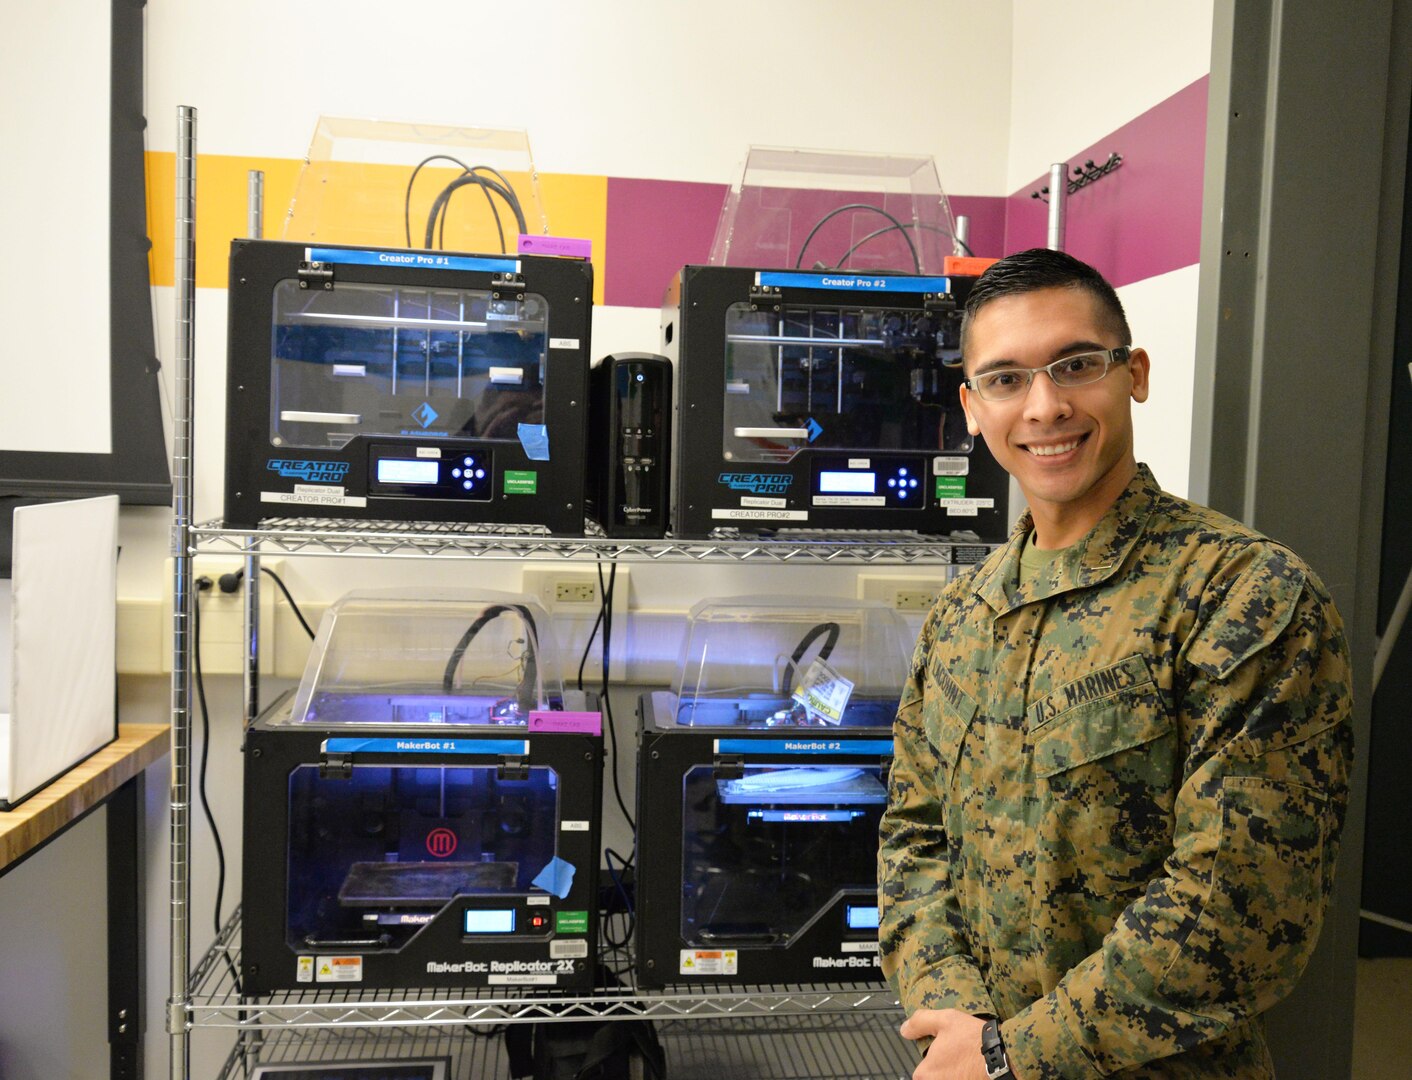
242,589,602,994
634,596,910,988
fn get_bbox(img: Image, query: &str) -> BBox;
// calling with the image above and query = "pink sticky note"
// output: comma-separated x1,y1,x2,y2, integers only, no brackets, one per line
518,234,593,259
528,710,602,735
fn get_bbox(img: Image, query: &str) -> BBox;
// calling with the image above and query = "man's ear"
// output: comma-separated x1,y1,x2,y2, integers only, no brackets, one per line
1128,348,1151,404
959,384,982,436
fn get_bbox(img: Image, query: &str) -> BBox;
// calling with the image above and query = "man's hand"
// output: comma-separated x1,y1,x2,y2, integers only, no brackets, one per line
899,1009,991,1080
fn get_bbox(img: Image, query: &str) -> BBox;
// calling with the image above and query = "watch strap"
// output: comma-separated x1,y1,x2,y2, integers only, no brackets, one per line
980,1018,1015,1080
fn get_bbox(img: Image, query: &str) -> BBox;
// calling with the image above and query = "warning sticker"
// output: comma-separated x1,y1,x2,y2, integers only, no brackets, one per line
296,956,314,983
791,658,855,725
316,955,363,983
680,949,738,976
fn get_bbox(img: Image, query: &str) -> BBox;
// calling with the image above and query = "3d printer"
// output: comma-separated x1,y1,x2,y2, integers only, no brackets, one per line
223,239,592,533
662,147,1007,540
633,597,909,988
242,590,602,994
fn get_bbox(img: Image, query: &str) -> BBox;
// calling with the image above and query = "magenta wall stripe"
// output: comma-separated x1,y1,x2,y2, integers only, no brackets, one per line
1003,76,1209,288
598,76,1208,307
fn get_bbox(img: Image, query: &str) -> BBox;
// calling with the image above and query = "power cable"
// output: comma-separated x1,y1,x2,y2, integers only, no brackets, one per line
192,577,242,994
794,204,921,273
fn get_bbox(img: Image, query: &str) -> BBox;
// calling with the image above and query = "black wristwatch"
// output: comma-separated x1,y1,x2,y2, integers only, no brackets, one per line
981,1018,1016,1080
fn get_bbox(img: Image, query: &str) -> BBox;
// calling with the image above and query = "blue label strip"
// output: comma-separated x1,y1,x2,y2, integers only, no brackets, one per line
713,738,894,756
306,247,520,274
322,738,530,756
755,271,952,294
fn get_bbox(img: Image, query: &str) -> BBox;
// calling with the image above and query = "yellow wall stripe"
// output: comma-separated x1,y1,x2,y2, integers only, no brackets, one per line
146,152,608,305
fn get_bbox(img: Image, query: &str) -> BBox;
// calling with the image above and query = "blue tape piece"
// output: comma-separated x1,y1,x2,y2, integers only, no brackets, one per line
532,856,576,899
322,738,529,756
306,247,519,274
518,423,550,461
755,271,952,294
712,738,894,756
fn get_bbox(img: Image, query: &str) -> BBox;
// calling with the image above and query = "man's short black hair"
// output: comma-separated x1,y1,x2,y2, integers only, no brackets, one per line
960,248,1132,362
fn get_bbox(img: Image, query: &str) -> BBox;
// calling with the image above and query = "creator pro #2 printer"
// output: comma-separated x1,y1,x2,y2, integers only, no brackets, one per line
662,146,1007,540
241,589,602,994
634,596,910,988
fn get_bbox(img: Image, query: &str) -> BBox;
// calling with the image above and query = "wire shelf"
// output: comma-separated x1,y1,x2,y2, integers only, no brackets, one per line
190,913,906,1033
189,518,992,565
215,1013,921,1079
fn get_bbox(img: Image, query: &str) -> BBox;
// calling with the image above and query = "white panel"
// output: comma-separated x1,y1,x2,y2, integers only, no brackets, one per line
0,582,10,705
1119,263,1200,499
3,495,118,802
143,0,1016,196
1006,0,1214,191
0,0,112,453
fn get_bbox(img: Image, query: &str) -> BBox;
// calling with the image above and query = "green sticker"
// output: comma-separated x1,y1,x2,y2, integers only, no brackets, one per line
555,910,589,934
504,470,538,495
936,476,967,500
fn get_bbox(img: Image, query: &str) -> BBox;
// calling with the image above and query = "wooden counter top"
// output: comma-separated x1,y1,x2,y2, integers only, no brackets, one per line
0,723,170,872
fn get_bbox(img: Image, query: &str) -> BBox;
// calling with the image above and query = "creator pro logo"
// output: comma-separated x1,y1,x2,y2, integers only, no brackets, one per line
266,459,350,483
718,472,792,495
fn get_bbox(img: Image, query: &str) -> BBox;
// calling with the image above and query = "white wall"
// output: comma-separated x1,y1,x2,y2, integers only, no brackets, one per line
1120,263,1200,497
1005,0,1214,192
144,0,1016,195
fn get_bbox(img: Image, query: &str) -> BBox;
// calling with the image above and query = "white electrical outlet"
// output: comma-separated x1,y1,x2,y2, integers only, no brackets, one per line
160,557,286,675
521,564,630,681
856,572,952,613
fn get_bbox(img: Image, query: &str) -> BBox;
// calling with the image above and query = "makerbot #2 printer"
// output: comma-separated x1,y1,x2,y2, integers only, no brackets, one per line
634,597,910,988
241,589,602,994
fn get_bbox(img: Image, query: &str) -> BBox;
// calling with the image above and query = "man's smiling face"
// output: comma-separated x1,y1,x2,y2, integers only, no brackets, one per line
959,286,1149,541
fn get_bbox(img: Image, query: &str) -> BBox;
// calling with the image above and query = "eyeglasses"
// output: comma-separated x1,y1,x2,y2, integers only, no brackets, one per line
963,347,1134,402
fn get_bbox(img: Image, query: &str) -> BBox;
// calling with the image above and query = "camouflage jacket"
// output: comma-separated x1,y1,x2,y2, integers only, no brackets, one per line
878,465,1353,1078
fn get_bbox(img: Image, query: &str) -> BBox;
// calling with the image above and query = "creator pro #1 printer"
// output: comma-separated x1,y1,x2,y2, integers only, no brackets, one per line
634,597,910,988
223,120,592,533
242,589,602,994
662,146,1007,539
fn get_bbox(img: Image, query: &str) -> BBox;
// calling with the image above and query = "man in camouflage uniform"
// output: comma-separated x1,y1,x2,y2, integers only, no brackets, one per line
877,248,1353,1079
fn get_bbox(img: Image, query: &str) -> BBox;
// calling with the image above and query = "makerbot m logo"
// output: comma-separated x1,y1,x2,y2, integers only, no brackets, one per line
426,828,458,858
718,472,792,495
266,459,350,483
